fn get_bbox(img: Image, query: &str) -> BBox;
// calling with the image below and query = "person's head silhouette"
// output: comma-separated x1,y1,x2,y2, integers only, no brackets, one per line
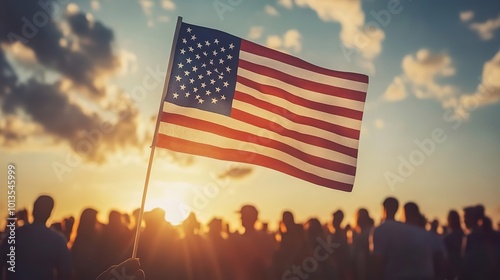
333,209,344,229
404,202,422,226
463,206,480,230
237,204,258,232
382,197,399,221
447,210,462,232
306,218,323,240
356,208,373,230
208,218,223,236
282,210,295,228
33,195,55,225
108,210,122,227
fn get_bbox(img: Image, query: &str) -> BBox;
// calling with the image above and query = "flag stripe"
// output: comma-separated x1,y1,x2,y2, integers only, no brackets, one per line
158,122,355,185
161,112,357,175
157,134,354,192
234,82,362,137
231,107,358,157
233,91,361,142
236,76,363,120
237,67,365,112
162,102,358,165
238,58,367,102
240,40,369,84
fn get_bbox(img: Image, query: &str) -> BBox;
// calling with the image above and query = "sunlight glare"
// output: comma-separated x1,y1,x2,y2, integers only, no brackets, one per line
145,181,193,225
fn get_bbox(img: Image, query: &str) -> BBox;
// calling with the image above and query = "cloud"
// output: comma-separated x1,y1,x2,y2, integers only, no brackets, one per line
266,35,283,50
384,49,500,120
384,76,406,101
218,165,254,180
248,26,264,40
384,49,456,102
402,49,455,87
118,49,138,75
161,0,176,11
283,29,302,52
452,50,500,119
469,14,500,40
0,1,144,162
460,10,474,22
66,3,80,15
91,0,100,11
1,41,37,65
294,0,385,72
277,0,293,9
266,29,302,53
0,115,43,148
380,49,457,103
139,0,154,16
265,5,280,16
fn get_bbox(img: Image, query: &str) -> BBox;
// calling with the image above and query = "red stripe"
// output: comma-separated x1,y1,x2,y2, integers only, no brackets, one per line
240,40,369,84
157,133,354,192
238,60,367,102
237,75,363,120
230,108,358,158
161,112,357,175
234,90,360,140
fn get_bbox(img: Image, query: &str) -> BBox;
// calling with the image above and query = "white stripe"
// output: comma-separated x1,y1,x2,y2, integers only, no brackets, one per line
239,50,369,93
163,102,358,165
158,122,355,184
235,82,362,131
237,68,365,112
232,100,359,149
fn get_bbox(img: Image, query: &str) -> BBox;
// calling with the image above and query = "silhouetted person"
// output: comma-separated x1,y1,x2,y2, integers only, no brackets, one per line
205,218,231,280
138,208,180,280
302,218,338,280
443,210,464,280
99,211,133,270
404,202,447,280
62,216,75,242
273,210,306,279
72,208,102,280
179,212,208,280
230,204,275,280
462,206,491,280
352,208,374,280
430,219,440,235
0,195,72,280
331,209,350,280
372,197,444,280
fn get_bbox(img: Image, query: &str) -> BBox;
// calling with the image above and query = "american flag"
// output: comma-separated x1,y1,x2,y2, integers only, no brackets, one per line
157,21,369,192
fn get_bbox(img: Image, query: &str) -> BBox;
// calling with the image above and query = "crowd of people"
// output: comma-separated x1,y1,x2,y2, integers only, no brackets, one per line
1,195,500,280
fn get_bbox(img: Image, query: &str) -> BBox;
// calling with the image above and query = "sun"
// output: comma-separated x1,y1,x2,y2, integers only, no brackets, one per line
162,196,190,225
145,181,192,225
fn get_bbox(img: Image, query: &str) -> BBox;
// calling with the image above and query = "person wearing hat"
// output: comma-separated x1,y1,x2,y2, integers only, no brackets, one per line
229,204,275,280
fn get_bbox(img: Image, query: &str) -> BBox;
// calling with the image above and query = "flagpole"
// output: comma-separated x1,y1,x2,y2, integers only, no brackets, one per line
131,16,183,259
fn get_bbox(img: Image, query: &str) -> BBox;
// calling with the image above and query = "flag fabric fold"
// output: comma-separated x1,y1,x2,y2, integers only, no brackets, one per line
156,21,369,192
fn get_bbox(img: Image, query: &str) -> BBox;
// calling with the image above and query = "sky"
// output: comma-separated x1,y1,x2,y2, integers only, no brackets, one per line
1,0,499,231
